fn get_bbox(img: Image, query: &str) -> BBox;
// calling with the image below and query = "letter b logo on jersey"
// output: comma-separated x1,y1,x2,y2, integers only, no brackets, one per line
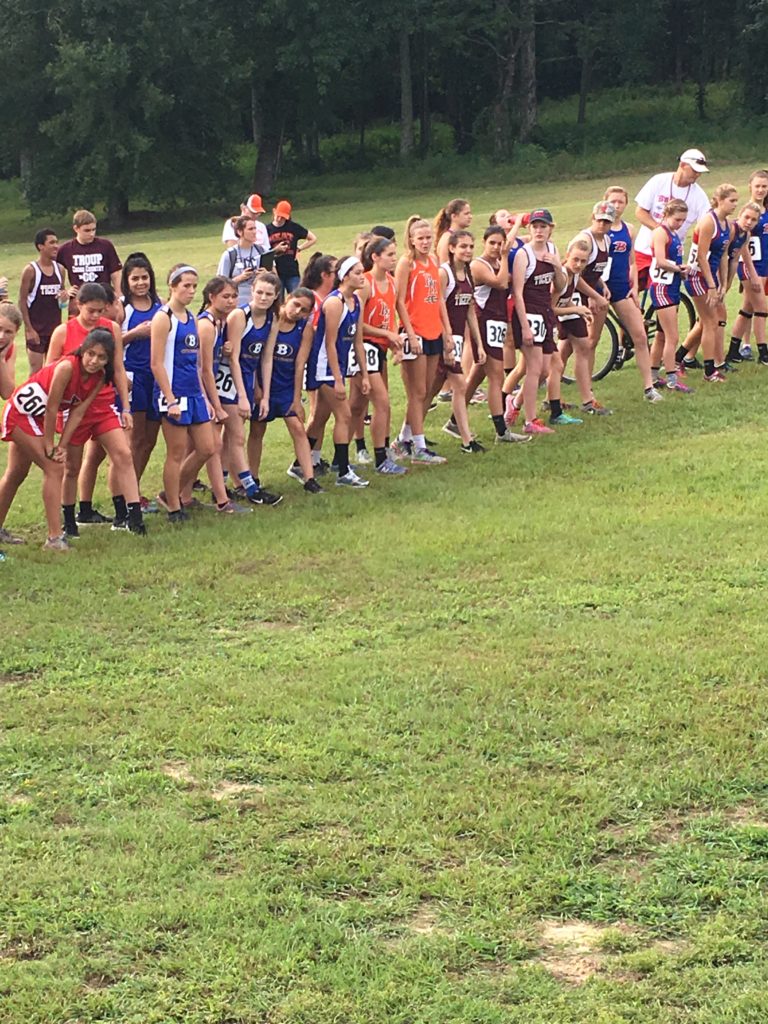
275,343,290,357
248,341,263,356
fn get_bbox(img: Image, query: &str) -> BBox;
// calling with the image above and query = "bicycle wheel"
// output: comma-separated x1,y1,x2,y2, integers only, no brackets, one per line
643,291,697,345
561,316,619,384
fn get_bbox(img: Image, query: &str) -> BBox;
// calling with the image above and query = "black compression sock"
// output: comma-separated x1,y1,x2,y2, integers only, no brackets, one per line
79,500,93,517
704,359,715,376
334,442,350,476
112,494,127,521
127,501,143,527
492,414,506,437
62,504,76,532
675,346,687,363
385,436,390,449
355,438,366,453
759,344,768,357
549,398,563,419
374,446,387,468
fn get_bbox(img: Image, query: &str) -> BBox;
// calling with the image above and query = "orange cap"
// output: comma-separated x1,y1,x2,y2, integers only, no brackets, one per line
274,200,292,219
246,194,265,214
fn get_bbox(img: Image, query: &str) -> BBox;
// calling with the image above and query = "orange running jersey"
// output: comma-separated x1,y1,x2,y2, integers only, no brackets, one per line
363,271,397,349
406,255,442,339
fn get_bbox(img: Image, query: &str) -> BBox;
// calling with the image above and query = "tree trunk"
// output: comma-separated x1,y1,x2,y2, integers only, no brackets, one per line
253,122,284,195
250,84,261,147
19,149,32,199
106,187,129,226
493,47,517,159
399,33,414,159
358,115,366,158
419,32,431,157
577,50,591,126
518,0,537,141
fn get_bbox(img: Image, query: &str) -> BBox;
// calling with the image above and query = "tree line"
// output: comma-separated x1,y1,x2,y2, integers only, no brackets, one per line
0,0,763,222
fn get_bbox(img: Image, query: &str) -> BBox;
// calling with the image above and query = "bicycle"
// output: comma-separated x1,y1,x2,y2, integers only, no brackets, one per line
561,289,696,384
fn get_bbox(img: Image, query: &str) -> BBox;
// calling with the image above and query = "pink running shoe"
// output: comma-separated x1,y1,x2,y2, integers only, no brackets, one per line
523,418,555,435
667,380,694,393
504,393,521,426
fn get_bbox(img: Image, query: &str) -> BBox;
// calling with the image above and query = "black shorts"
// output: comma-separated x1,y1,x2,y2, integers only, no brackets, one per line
26,332,52,355
421,336,443,357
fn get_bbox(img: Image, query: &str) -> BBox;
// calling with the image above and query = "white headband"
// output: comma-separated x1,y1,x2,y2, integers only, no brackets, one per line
337,256,359,281
169,264,197,285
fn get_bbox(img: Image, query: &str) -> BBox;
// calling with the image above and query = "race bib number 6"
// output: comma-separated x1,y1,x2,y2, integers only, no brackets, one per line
749,236,762,262
485,319,507,349
13,381,48,417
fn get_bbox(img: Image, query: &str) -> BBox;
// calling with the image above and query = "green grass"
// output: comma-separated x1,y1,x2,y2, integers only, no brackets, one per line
4,165,768,1023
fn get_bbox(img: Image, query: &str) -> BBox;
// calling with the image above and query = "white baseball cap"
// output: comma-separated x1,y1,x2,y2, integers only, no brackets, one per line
679,148,709,173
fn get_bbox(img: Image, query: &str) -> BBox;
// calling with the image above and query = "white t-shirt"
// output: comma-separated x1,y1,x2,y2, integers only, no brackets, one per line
221,217,270,250
634,172,709,256
217,246,262,303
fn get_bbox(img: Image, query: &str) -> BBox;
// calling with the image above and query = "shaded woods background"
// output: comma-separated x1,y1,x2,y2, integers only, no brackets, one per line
1,0,766,221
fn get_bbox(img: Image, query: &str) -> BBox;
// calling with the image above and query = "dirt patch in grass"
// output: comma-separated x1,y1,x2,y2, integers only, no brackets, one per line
162,761,198,786
84,972,119,990
0,937,50,961
725,802,768,829
537,920,636,986
211,780,266,801
0,672,38,688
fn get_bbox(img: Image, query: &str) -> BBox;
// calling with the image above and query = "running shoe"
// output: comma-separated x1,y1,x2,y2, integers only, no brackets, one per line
355,448,373,465
390,438,412,459
191,479,207,493
181,497,204,511
336,469,370,487
523,419,554,435
442,419,462,439
703,370,727,383
644,388,664,403
504,394,521,426
411,447,447,464
666,379,694,393
76,508,112,525
249,488,283,506
495,429,532,443
460,439,486,453
167,509,187,523
128,521,147,536
156,490,172,511
303,478,325,493
682,357,703,370
469,388,486,405
759,352,768,366
363,413,372,426
0,552,5,562
550,412,583,425
437,390,453,403
140,496,159,514
0,527,24,545
741,344,754,360
427,402,437,413
376,458,408,475
63,522,79,539
286,463,305,482
582,401,613,416
728,350,745,363
717,362,738,374
216,500,252,514
110,519,129,532
315,458,331,477
43,534,70,552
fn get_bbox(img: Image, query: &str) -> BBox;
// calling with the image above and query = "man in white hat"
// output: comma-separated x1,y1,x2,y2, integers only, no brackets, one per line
221,194,271,251
633,148,710,292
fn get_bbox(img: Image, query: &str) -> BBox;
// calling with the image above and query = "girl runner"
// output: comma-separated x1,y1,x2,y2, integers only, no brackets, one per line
195,275,248,514
350,236,410,474
250,288,323,494
725,202,761,295
677,183,739,380
727,171,768,364
438,230,486,452
649,200,692,389
0,327,115,550
570,202,614,415
299,253,338,475
224,271,283,505
150,264,218,523
552,237,595,423
304,256,371,487
0,302,18,402
601,187,663,401
392,216,453,465
120,252,163,500
47,283,143,536
509,208,566,434
467,225,528,443
434,198,472,263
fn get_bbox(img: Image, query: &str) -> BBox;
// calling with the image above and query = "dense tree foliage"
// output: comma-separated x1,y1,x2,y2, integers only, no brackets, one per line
0,0,757,218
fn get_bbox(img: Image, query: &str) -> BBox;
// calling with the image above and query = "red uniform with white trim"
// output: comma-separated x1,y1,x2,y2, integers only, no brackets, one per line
60,317,121,445
1,354,103,441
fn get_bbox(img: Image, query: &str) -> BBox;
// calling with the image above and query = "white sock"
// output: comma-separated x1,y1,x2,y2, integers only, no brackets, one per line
413,433,426,450
400,423,413,442
311,450,321,466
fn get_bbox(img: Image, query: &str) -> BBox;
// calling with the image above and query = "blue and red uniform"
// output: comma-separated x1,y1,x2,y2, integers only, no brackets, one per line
606,221,633,301
650,227,684,309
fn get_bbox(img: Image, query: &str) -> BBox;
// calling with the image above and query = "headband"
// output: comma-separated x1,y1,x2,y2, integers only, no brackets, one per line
337,256,359,281
169,265,197,285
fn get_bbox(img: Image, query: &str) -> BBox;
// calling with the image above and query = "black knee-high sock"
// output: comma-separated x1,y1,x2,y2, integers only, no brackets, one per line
492,414,506,437
334,442,350,476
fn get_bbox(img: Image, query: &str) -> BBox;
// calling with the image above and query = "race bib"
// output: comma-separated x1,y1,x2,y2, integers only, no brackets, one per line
601,257,613,281
364,342,379,372
526,313,546,342
557,293,582,322
485,319,507,349
399,332,420,362
687,242,699,270
749,236,762,262
650,259,674,286
452,334,463,363
157,394,189,413
13,381,47,417
347,346,359,376
215,365,236,400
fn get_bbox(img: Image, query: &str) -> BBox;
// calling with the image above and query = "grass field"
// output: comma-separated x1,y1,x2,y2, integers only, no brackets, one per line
3,165,768,1023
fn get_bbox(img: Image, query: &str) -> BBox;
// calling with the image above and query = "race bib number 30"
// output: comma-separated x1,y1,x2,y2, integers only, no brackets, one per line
485,319,507,349
526,313,546,342
13,381,48,417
